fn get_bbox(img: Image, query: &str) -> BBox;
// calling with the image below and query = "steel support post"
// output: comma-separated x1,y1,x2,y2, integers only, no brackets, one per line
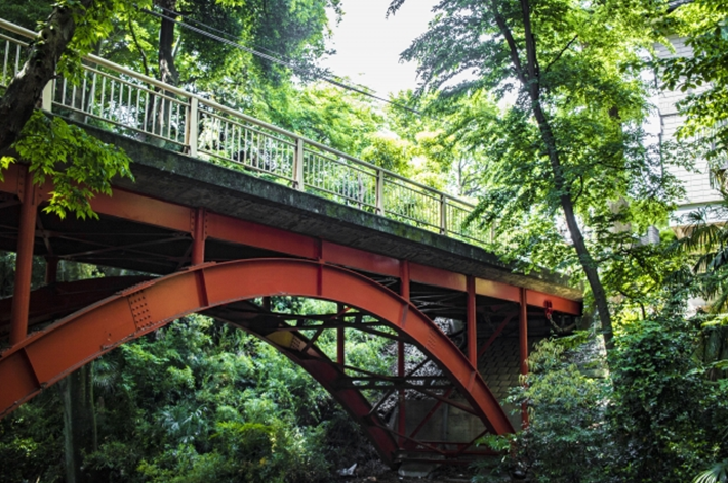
45,257,58,285
10,167,38,346
398,260,410,446
519,288,529,428
337,303,345,366
191,207,206,265
467,276,477,365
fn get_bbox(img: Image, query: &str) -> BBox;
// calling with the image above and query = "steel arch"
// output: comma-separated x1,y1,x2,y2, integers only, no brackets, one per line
0,258,514,463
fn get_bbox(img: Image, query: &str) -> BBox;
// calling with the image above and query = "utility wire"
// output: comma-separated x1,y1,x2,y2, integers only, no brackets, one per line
139,6,421,114
155,4,294,61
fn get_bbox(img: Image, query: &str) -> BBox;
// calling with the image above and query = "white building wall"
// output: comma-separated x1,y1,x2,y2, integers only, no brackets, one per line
655,35,722,223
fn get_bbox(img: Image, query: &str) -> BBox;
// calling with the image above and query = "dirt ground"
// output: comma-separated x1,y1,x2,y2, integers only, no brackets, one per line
343,472,473,483
338,465,507,483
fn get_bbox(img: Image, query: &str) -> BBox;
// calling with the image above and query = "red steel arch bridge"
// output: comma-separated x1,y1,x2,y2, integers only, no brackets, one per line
0,19,581,466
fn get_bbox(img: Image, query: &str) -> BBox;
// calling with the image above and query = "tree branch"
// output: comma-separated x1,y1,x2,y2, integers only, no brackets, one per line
545,35,578,74
488,0,528,85
128,17,151,77
519,0,540,98
0,0,94,152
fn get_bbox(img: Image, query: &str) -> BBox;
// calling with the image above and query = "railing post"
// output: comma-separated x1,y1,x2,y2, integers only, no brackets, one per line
293,137,305,191
440,194,447,235
41,80,53,112
188,97,199,158
375,170,384,215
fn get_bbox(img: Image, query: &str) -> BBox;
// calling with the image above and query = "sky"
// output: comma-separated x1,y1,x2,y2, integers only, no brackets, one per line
319,0,439,98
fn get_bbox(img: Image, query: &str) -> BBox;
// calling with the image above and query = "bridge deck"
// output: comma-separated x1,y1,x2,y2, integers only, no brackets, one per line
1,121,581,305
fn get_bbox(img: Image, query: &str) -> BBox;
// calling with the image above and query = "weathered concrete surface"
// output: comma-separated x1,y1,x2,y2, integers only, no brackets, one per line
83,123,581,301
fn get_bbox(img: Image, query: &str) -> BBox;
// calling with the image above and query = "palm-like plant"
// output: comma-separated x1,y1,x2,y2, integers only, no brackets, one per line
680,198,728,312
694,459,728,483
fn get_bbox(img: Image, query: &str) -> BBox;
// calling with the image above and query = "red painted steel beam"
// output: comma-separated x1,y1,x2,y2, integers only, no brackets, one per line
526,290,580,315
476,279,520,303
467,276,477,365
288,356,397,464
477,313,517,359
336,303,345,366
45,257,58,285
0,276,154,331
191,207,206,265
322,240,400,277
410,263,467,292
398,260,410,448
9,167,38,345
0,163,21,196
206,212,318,259
520,288,529,428
0,259,514,446
90,188,191,233
408,387,454,440
1,164,581,315
218,316,399,466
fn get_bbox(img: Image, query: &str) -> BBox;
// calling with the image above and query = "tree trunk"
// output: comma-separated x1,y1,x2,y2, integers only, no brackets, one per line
145,0,178,144
498,0,615,349
58,364,97,483
529,101,614,349
0,0,93,152
156,0,179,86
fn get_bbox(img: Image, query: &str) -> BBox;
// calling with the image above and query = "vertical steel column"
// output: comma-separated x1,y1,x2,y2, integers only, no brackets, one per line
337,303,345,366
519,288,529,428
467,276,477,365
10,167,38,346
398,260,410,445
45,257,59,285
191,207,206,266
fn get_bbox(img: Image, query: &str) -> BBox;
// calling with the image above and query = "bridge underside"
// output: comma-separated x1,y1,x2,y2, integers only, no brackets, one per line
0,159,581,466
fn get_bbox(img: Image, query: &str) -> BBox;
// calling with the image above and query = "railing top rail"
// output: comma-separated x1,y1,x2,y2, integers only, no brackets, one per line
0,31,28,46
0,18,33,40
0,16,479,214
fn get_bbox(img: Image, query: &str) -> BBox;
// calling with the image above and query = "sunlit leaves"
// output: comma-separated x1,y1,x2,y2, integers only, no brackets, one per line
7,111,132,219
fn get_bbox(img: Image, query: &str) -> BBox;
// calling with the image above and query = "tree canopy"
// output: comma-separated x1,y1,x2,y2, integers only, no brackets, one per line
387,0,690,348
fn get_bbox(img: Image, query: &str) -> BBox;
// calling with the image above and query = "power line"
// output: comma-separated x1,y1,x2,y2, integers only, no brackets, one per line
155,4,293,61
138,6,421,115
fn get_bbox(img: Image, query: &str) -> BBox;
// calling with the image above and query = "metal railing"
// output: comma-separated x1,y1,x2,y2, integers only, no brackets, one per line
0,18,504,248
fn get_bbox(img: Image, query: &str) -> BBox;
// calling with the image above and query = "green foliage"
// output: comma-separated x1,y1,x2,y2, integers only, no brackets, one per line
74,313,365,481
505,334,614,483
493,319,728,483
0,390,65,483
389,0,691,346
609,315,728,482
694,459,728,483
602,228,693,321
263,81,383,157
105,0,341,96
680,202,728,312
2,111,133,219
0,0,53,30
662,0,728,165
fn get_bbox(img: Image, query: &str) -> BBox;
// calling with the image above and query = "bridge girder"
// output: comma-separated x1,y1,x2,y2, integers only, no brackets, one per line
0,259,516,465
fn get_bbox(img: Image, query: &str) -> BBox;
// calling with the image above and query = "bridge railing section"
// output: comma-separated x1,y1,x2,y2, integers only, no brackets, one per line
0,18,509,249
